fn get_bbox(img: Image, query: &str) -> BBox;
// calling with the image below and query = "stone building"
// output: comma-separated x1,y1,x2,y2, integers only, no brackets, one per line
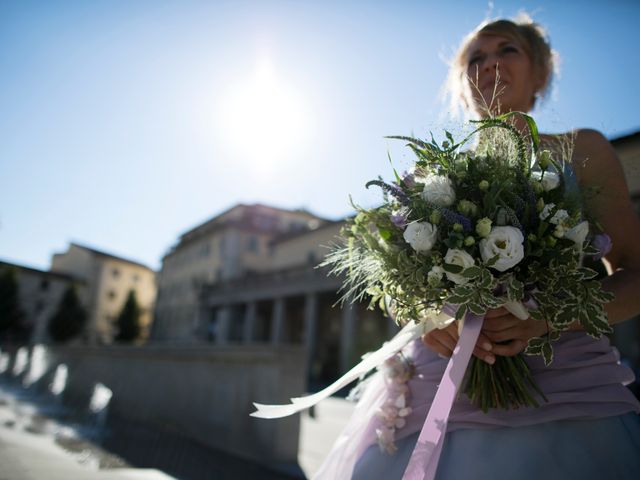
197,219,394,389
613,130,640,209
610,130,640,371
50,243,156,344
151,204,328,341
0,260,83,344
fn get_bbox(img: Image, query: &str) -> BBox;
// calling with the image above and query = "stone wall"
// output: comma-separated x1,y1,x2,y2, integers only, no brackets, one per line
2,343,306,471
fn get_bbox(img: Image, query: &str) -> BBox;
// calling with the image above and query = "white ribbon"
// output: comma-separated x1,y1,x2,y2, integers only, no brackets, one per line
251,311,453,419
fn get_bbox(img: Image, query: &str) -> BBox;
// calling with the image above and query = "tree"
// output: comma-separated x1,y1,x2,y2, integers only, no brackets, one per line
48,284,87,343
0,267,26,341
115,290,141,343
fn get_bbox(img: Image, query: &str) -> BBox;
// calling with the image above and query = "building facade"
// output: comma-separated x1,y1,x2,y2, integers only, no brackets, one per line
0,260,83,344
50,243,156,344
152,204,328,341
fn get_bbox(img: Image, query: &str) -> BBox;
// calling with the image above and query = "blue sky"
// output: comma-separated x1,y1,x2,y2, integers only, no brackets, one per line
1,0,639,271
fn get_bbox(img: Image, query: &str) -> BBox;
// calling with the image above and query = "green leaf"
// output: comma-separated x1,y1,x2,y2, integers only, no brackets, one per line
378,228,392,241
443,263,463,274
541,342,554,366
455,304,467,321
462,266,482,279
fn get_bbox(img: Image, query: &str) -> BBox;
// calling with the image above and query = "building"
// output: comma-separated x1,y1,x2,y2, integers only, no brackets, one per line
198,220,393,389
50,243,156,344
611,130,640,372
0,260,83,344
152,203,328,341
613,130,640,209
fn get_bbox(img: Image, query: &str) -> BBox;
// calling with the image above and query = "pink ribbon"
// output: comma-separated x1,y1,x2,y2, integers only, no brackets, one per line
402,312,484,480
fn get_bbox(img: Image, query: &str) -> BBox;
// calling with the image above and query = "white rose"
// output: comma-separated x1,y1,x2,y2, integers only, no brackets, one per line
479,226,525,272
531,171,561,191
565,221,589,248
539,203,555,221
549,209,569,225
403,222,438,253
444,249,475,284
421,174,456,207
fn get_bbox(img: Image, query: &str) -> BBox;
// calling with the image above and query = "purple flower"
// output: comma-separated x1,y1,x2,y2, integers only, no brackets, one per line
441,208,472,232
591,233,612,260
391,211,408,228
401,171,416,189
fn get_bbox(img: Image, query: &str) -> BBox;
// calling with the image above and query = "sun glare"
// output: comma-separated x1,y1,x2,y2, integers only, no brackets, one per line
217,57,310,169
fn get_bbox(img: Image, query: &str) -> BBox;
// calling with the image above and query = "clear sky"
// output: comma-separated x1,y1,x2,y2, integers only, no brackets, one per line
1,0,639,271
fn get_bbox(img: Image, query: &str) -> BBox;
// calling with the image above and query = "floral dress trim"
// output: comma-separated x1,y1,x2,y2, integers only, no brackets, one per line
375,352,415,454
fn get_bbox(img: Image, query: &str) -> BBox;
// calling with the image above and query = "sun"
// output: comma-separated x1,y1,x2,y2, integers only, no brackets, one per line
217,57,310,168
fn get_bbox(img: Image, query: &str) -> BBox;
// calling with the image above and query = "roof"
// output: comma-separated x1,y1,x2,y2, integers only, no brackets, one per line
611,130,640,147
178,203,328,241
68,242,155,272
271,219,347,245
0,259,81,282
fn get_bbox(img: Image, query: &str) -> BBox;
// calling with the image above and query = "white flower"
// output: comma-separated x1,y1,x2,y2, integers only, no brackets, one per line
565,221,589,248
427,265,444,286
539,203,556,221
531,171,561,191
421,174,456,207
479,226,525,272
549,209,569,225
444,249,475,284
403,222,438,253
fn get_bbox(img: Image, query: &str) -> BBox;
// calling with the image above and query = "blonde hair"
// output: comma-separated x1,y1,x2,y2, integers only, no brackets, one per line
446,13,557,116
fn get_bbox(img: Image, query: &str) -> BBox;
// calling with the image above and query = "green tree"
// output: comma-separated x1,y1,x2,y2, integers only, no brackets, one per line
115,290,141,342
48,284,87,343
0,267,25,341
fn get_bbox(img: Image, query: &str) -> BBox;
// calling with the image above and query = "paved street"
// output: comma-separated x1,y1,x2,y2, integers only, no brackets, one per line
0,381,354,480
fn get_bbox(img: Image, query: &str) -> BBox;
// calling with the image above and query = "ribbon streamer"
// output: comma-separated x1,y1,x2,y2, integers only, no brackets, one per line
402,312,483,480
251,311,453,419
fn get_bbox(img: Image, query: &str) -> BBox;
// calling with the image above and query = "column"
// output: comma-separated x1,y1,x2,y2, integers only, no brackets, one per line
243,301,257,343
270,297,286,345
340,304,357,374
303,292,318,372
215,306,231,345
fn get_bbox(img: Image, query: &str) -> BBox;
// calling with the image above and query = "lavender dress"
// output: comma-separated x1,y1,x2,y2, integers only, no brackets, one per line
314,332,640,479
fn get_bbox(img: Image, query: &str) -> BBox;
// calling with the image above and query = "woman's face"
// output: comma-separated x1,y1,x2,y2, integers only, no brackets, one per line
464,34,541,116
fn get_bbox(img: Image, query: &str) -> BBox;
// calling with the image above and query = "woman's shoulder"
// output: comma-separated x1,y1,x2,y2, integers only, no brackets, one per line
540,128,620,183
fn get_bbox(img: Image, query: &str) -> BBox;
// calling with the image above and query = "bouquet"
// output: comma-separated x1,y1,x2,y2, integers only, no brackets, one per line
323,112,614,412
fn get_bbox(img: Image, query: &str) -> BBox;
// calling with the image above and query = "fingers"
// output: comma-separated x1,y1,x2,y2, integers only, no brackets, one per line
422,325,458,358
490,339,527,357
483,326,522,343
484,307,509,319
422,327,495,365
482,315,520,332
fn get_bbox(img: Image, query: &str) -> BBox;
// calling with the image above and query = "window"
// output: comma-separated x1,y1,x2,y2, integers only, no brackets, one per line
40,279,50,291
108,290,116,301
112,268,120,278
132,274,140,283
246,235,258,253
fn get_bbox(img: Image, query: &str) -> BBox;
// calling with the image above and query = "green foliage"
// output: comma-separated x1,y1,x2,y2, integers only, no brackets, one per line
48,284,87,343
0,267,26,341
115,290,142,343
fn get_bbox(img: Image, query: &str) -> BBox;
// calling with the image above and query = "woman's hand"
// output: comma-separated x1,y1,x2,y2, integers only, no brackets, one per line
422,321,497,365
482,307,548,356
421,306,548,363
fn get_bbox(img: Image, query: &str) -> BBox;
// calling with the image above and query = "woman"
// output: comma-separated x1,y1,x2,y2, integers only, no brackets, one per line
316,15,640,480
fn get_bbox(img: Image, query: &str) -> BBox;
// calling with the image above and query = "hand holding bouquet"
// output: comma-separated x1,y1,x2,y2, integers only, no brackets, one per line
324,112,614,412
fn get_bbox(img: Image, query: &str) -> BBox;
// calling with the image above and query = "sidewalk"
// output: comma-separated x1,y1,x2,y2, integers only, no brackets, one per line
0,381,355,480
0,389,175,480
